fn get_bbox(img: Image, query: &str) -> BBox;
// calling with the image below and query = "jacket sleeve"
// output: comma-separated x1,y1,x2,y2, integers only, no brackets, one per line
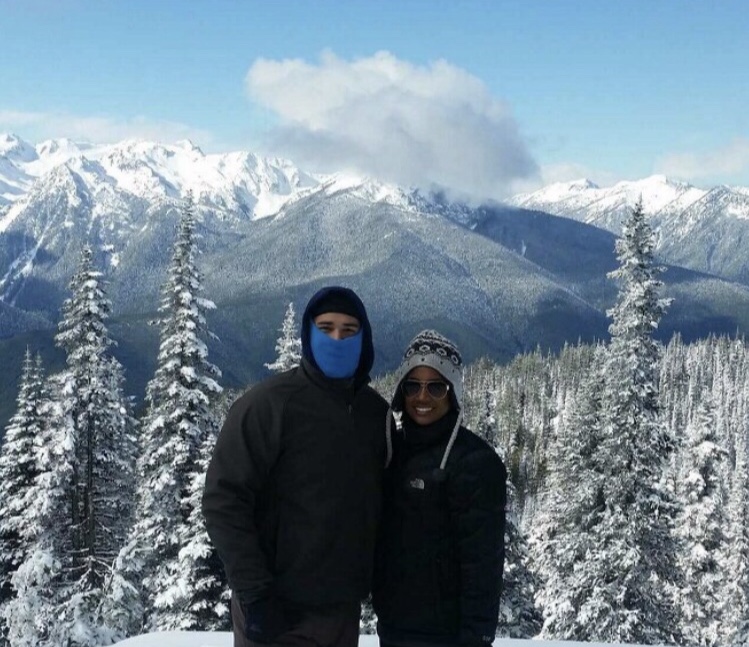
449,445,507,645
202,387,284,601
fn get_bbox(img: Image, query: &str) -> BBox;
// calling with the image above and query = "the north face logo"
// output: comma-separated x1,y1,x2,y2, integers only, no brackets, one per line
409,478,425,490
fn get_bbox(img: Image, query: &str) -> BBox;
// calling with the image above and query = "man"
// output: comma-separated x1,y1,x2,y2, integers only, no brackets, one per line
203,286,388,647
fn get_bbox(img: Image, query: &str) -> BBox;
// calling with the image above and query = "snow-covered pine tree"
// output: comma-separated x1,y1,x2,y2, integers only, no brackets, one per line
265,301,302,373
0,349,45,646
722,407,749,644
359,596,376,635
532,348,606,640
575,199,680,644
674,397,729,647
96,537,144,643
4,372,79,647
155,433,229,630
475,384,498,449
124,193,225,632
497,465,542,638
17,244,137,646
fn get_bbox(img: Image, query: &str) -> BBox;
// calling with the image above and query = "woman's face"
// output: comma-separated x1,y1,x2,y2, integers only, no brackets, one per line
402,366,452,426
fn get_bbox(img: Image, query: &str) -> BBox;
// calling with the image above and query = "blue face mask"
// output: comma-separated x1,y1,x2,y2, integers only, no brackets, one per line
310,325,363,379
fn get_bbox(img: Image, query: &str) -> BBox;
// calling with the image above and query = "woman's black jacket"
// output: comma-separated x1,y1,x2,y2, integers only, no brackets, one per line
373,411,507,646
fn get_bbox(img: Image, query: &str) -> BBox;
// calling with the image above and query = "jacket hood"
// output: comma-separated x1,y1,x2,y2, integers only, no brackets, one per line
301,286,375,379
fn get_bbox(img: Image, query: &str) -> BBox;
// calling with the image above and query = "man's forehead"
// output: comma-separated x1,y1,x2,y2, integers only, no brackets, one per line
314,312,360,324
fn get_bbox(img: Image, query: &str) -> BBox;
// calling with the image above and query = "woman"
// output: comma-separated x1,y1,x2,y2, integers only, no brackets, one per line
373,330,507,647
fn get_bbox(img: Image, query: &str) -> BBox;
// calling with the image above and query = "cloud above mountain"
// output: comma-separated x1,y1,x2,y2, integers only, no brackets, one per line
0,109,215,147
656,137,749,184
245,50,538,201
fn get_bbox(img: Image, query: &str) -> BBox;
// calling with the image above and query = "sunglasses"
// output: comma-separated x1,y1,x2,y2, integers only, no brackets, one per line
401,379,451,400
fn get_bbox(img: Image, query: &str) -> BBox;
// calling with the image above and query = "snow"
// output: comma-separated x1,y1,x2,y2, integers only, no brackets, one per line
725,202,749,219
105,632,627,647
30,138,86,175
513,178,599,204
0,133,325,225
510,174,709,218
321,172,414,210
0,132,426,230
102,631,231,646
0,133,38,163
4,130,749,254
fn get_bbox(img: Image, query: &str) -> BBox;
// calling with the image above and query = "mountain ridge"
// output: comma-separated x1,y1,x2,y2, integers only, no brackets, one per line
2,134,749,432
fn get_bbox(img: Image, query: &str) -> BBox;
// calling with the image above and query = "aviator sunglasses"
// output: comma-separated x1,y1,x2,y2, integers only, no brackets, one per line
401,379,451,400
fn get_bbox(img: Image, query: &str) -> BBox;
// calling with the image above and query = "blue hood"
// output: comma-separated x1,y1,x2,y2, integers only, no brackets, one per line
301,286,375,379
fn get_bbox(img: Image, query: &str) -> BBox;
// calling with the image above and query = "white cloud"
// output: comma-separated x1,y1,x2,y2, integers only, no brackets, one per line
0,109,215,148
245,50,538,201
656,138,749,184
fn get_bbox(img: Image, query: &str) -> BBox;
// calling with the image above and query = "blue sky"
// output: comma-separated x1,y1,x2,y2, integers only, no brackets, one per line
1,0,747,196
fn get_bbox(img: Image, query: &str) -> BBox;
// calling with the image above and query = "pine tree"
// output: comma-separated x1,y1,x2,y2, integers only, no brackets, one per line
4,373,78,647
675,397,729,647
497,476,542,638
123,193,226,632
533,351,606,640
5,246,137,646
265,301,302,373
475,384,498,449
721,410,749,644
575,200,679,644
360,596,377,634
154,434,229,630
0,349,45,646
96,539,144,643
55,245,136,644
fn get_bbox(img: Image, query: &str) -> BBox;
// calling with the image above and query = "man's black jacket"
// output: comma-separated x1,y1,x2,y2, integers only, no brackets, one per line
373,411,507,646
202,358,388,607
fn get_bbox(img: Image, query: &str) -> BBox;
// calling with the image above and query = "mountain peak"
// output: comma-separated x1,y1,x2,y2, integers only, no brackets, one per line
36,138,84,158
619,174,693,190
175,139,204,155
648,173,673,184
512,178,599,204
0,133,38,163
321,173,413,208
567,178,599,190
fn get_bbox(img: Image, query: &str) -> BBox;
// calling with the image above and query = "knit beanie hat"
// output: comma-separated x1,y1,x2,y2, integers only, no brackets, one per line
395,329,464,409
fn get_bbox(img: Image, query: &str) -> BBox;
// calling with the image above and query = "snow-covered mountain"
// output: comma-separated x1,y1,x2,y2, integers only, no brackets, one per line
509,175,749,282
0,133,425,223
509,175,708,226
3,133,749,428
0,133,323,222
0,134,430,309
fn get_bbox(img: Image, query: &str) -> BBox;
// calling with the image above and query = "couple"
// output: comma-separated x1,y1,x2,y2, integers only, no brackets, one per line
203,286,507,647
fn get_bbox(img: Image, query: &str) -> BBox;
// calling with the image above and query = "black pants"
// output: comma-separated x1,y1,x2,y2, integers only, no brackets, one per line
231,594,361,647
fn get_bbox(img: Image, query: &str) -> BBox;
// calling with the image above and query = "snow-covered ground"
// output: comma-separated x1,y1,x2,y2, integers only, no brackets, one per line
112,633,231,646
111,633,623,647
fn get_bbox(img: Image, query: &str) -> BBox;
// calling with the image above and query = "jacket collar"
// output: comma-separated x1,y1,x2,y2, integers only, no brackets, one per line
300,357,371,395
401,409,460,449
